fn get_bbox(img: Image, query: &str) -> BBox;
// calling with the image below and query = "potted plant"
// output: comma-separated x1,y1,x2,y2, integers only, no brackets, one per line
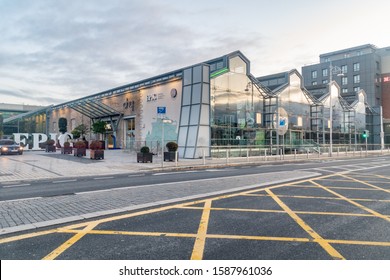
164,141,178,161
45,139,56,152
92,120,106,150
73,140,86,157
61,141,73,154
137,146,153,163
90,140,104,160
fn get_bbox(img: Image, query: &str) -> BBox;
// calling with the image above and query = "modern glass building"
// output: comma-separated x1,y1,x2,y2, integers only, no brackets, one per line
1,104,47,137
6,51,382,155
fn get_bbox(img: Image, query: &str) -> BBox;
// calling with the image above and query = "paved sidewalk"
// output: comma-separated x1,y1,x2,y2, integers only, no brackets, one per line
1,148,388,183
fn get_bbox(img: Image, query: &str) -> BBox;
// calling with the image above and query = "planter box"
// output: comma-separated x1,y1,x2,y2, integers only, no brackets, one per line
45,145,56,152
74,147,86,157
164,151,178,161
61,147,73,154
90,150,104,160
137,153,153,163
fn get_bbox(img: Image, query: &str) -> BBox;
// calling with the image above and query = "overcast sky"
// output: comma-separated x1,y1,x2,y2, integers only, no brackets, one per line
1,0,389,106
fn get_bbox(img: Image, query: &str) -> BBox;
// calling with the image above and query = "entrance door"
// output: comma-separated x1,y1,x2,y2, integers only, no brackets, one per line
125,118,136,150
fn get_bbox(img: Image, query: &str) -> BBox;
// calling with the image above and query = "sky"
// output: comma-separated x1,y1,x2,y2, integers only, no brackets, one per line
1,0,389,106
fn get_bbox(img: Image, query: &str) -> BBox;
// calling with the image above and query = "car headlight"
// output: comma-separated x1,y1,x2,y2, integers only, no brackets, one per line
2,147,8,151
19,147,23,151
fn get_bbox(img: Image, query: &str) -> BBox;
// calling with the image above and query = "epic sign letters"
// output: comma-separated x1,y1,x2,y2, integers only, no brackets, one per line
13,133,73,150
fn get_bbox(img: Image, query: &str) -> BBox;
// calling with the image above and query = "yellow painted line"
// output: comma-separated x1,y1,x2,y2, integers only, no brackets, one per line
372,174,390,180
339,174,390,193
191,200,212,260
327,239,390,247
0,229,59,244
310,180,390,222
266,189,345,260
180,206,389,218
205,234,311,243
60,229,312,243
60,229,197,238
316,178,354,182
242,193,390,203
59,229,390,247
42,221,100,260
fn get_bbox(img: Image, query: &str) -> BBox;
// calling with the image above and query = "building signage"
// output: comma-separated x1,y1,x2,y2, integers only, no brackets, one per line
123,99,135,111
13,133,73,150
147,94,158,102
157,106,166,114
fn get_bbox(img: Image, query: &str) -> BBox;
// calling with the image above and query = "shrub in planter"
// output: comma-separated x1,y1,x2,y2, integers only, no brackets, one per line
90,140,104,160
137,146,153,163
164,142,178,161
73,140,86,157
61,141,73,154
45,139,56,152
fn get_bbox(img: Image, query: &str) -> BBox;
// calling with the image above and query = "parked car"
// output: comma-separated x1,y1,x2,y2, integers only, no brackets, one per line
0,139,24,155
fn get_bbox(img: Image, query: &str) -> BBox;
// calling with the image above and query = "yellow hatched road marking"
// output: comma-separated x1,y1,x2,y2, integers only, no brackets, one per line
180,206,390,218
242,193,390,203
266,189,345,260
58,229,390,247
191,200,212,260
310,180,390,222
339,174,390,193
42,221,100,260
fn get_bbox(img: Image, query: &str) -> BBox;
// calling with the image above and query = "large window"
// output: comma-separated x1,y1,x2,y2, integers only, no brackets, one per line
341,65,348,73
322,68,328,77
342,76,348,85
353,62,360,71
353,74,360,84
311,70,317,79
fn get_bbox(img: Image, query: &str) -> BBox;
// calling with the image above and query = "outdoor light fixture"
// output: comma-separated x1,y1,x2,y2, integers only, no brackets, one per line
328,62,345,157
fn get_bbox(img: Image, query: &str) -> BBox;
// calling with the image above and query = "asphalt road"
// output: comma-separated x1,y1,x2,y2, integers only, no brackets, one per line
1,156,389,201
0,155,389,260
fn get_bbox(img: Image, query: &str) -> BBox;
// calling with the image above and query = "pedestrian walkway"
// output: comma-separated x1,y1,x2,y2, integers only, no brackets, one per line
1,148,389,183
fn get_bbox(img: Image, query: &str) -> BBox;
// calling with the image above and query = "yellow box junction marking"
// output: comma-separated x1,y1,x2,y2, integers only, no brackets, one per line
265,189,345,260
310,180,390,223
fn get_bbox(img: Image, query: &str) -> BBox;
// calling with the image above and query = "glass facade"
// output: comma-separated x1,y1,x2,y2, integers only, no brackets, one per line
211,56,264,145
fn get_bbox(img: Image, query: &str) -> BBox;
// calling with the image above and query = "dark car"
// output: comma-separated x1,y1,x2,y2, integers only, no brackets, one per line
0,139,24,155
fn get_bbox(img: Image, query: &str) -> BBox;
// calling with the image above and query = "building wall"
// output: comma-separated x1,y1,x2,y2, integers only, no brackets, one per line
302,53,382,106
382,73,390,119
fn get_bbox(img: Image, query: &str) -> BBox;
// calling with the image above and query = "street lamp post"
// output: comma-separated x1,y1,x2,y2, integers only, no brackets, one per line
161,117,172,168
328,62,344,157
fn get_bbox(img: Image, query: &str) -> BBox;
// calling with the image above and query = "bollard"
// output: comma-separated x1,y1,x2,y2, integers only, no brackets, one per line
247,149,249,162
175,151,178,167
202,149,206,165
337,147,339,157
265,150,267,161
294,149,297,160
307,150,309,159
226,149,229,164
